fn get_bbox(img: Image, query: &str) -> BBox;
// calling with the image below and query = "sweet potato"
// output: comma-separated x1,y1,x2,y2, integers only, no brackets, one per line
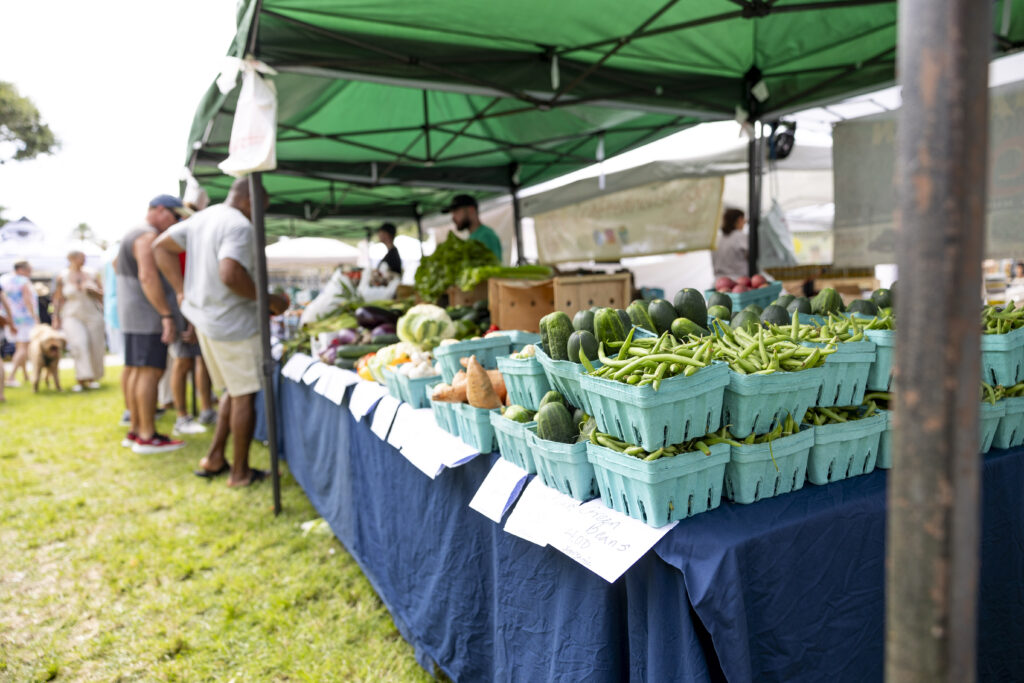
431,382,467,403
486,369,507,404
466,355,502,409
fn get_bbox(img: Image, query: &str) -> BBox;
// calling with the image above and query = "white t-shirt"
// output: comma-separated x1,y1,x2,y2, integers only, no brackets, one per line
165,204,258,341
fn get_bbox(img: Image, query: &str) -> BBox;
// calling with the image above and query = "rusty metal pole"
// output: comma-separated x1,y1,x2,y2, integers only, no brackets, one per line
886,0,989,680
747,122,762,277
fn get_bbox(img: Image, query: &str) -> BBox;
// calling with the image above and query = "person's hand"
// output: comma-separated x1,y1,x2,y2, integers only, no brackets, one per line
182,324,197,344
161,317,177,345
50,319,59,331
268,293,289,316
176,292,185,308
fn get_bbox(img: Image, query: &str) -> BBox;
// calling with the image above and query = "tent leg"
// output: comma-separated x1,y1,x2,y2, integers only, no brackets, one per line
511,186,525,266
746,122,761,277
886,0,988,679
249,172,282,516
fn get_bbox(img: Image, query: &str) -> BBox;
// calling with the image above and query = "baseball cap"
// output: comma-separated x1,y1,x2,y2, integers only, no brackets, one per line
149,194,193,218
443,194,478,213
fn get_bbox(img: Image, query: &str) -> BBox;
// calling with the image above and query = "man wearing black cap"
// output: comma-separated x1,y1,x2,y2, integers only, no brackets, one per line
445,194,502,262
115,194,192,454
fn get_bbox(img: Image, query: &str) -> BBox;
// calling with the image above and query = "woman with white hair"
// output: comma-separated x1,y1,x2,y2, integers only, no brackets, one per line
54,251,106,391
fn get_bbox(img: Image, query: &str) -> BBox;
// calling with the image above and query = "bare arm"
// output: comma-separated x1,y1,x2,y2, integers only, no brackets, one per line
219,258,257,301
0,292,15,332
134,233,176,344
52,275,64,329
153,232,185,297
22,283,39,323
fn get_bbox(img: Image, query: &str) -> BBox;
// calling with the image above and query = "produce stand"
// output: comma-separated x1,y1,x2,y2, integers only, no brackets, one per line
259,370,1024,681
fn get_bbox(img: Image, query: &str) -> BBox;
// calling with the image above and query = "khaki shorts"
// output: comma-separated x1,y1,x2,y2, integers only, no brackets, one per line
196,331,262,397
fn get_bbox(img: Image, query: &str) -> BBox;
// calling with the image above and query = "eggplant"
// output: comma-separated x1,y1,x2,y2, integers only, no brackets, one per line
335,328,361,346
370,323,396,337
355,305,399,328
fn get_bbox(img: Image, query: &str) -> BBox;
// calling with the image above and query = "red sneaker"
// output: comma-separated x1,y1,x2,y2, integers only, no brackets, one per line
132,433,186,454
121,432,139,448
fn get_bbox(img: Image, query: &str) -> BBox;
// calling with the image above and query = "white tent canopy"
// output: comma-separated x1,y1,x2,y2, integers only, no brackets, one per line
265,236,361,269
0,217,105,275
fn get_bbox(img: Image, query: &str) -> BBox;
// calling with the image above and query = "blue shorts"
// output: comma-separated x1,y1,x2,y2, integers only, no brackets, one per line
124,333,167,369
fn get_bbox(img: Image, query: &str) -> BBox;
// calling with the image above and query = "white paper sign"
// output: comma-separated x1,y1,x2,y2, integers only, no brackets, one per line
503,478,584,547
325,369,358,405
387,406,432,450
468,458,530,523
302,362,327,385
313,369,334,397
348,382,386,419
370,395,402,440
548,498,677,583
281,353,315,381
399,439,447,479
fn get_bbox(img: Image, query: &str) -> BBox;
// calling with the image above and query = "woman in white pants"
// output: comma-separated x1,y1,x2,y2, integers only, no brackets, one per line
54,251,106,392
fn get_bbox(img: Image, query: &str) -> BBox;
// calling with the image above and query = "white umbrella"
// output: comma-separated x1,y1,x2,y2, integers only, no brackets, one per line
265,237,360,268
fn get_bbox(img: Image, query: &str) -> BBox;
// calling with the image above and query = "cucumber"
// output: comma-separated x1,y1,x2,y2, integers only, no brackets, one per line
647,299,677,335
594,308,627,346
707,291,734,314
539,390,565,409
540,311,573,360
673,288,707,324
535,402,577,444
572,309,595,335
567,330,599,363
334,357,357,370
670,317,707,339
707,305,731,321
336,343,386,359
504,405,535,423
759,305,791,326
626,300,657,332
615,309,632,333
371,333,401,346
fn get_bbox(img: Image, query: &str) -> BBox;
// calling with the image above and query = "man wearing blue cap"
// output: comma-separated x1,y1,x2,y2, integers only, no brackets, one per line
114,195,192,454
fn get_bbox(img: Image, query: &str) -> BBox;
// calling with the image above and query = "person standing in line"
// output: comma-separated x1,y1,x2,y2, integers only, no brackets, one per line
1,261,39,386
445,194,503,262
154,177,285,487
168,247,215,436
53,251,106,392
0,281,16,402
373,222,403,284
115,195,191,454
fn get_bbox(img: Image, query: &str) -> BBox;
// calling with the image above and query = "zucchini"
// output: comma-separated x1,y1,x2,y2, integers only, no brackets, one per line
336,343,386,359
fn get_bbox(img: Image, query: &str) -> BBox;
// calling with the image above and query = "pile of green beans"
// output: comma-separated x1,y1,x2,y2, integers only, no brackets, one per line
983,302,1024,334
721,414,802,445
589,428,736,461
804,403,879,426
588,328,713,391
707,316,835,375
793,314,868,343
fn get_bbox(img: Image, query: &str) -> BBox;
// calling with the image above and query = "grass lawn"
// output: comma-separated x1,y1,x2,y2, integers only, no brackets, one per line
0,366,432,682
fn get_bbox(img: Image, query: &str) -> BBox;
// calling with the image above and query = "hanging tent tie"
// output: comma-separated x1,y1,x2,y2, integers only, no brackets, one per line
596,132,606,190
217,56,279,177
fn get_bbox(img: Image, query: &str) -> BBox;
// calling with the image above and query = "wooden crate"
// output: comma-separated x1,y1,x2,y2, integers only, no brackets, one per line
447,282,488,307
488,272,632,332
488,278,555,332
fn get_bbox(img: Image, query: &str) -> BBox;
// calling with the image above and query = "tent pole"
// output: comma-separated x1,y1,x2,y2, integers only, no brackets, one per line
509,165,525,266
249,172,282,516
414,208,425,258
746,121,761,277
886,0,988,680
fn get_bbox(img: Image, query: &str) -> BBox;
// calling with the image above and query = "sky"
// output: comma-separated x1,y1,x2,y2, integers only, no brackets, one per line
1,2,1021,246
0,0,238,243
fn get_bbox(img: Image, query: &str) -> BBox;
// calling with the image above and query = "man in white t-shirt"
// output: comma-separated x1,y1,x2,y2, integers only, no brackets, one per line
153,177,280,488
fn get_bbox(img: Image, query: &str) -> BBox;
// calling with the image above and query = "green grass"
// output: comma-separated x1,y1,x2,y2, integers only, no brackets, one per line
0,367,432,682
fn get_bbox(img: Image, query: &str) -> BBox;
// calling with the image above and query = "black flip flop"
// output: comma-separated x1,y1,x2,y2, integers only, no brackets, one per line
193,462,230,478
231,468,268,488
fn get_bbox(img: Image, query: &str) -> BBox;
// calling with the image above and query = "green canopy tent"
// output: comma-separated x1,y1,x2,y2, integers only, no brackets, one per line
185,0,1023,514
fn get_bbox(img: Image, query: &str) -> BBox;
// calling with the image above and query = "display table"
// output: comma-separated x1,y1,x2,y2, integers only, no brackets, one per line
268,372,1024,682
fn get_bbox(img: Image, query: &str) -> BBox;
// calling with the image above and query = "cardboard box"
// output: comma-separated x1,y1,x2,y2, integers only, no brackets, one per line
447,282,488,307
489,273,632,332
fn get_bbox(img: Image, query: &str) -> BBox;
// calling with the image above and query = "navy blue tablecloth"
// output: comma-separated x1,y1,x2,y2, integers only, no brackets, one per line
266,376,1024,682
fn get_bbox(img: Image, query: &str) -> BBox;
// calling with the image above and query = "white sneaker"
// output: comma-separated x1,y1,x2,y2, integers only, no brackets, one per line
71,384,84,393
198,409,218,426
173,416,207,435
85,381,100,389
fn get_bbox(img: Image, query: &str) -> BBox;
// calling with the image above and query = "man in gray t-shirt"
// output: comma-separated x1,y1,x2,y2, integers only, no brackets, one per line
154,177,282,488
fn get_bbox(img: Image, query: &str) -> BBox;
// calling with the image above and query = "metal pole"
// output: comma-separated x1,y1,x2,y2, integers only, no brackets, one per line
415,210,425,258
249,172,283,516
746,122,761,277
510,186,525,266
886,0,989,680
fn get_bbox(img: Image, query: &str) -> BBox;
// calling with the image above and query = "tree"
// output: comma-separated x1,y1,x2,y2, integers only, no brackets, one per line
0,81,59,163
70,222,106,250
0,206,7,228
